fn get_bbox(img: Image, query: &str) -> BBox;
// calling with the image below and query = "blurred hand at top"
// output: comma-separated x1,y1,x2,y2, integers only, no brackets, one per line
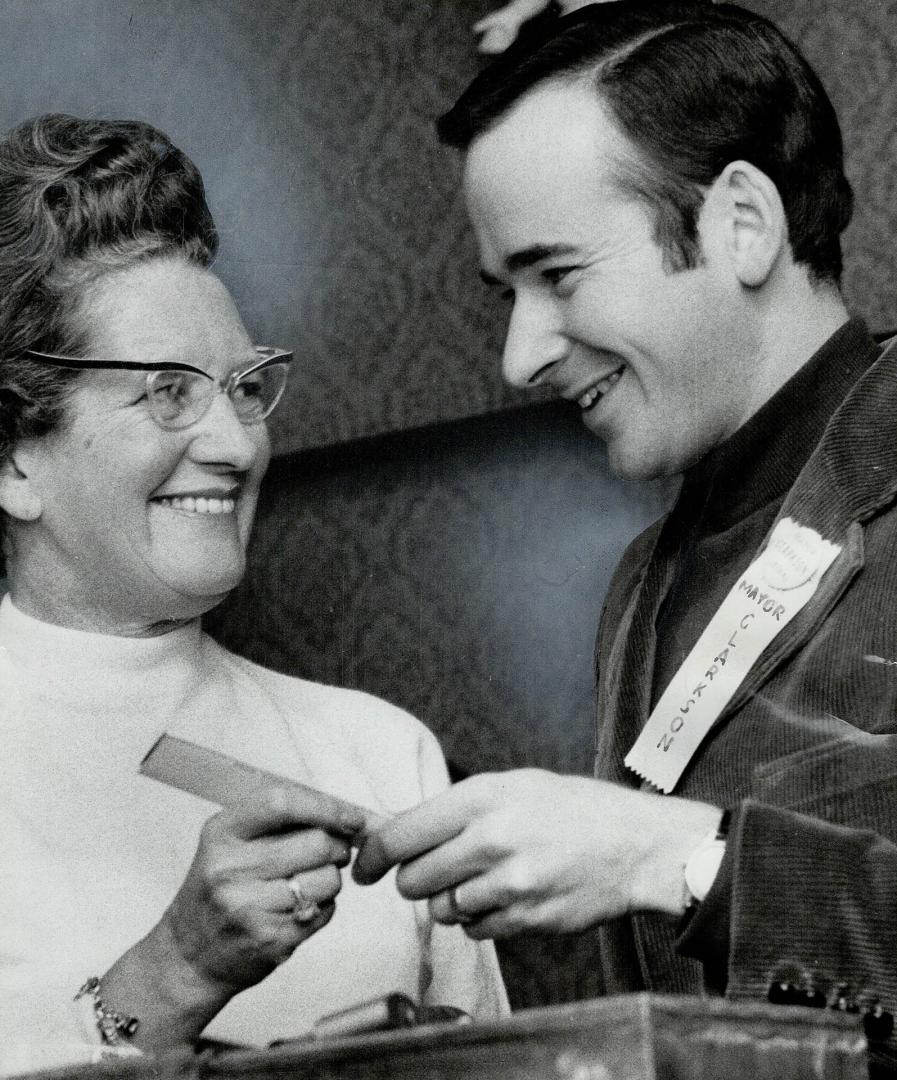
474,0,609,54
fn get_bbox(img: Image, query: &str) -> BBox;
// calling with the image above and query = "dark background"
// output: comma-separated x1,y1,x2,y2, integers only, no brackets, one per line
3,0,895,1009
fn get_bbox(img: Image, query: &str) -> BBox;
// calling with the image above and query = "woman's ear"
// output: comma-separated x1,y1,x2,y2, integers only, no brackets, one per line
0,454,42,522
707,160,788,288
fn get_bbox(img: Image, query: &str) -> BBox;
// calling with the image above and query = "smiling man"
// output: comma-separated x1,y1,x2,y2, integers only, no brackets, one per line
355,0,897,1068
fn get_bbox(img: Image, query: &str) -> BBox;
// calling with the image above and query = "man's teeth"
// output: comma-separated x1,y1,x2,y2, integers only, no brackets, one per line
578,369,622,409
154,495,236,515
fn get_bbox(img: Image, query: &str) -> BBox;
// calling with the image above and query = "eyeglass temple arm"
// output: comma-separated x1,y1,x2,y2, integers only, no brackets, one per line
23,349,205,376
241,347,293,376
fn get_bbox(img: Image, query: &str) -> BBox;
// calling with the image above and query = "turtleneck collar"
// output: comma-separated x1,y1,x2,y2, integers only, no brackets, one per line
0,593,205,742
676,318,879,536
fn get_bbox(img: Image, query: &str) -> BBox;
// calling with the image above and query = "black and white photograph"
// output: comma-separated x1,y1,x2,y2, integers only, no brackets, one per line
1,2,896,1077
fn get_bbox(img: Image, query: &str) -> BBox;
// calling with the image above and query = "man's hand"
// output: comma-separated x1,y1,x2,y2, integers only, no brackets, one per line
354,769,722,937
473,1,608,55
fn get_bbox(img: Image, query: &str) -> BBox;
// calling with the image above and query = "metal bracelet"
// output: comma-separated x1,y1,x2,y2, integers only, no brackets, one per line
75,976,140,1044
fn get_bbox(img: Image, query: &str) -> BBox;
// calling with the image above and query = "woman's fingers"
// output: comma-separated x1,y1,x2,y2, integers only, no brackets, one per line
223,784,367,842
164,807,357,991
256,828,352,879
275,864,344,913
353,782,482,884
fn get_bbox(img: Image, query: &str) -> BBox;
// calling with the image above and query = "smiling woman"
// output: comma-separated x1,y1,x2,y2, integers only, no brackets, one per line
0,115,505,1072
8,259,275,629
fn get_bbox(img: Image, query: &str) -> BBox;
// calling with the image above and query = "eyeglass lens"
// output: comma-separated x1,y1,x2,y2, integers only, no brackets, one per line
146,363,289,429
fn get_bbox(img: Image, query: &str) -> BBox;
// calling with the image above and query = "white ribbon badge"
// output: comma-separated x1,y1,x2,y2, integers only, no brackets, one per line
624,517,841,793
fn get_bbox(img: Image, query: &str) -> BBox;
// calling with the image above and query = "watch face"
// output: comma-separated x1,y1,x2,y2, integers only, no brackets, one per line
684,837,727,904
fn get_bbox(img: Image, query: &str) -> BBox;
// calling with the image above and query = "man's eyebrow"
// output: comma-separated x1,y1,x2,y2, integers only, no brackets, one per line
480,244,581,286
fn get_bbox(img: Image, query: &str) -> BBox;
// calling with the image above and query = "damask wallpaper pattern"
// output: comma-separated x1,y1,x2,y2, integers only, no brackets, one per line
0,1,892,453
1,0,895,1011
205,0,897,1008
745,0,897,333
205,404,674,1008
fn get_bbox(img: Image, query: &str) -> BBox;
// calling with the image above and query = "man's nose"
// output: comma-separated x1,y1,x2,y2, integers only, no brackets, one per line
500,295,567,390
189,391,265,472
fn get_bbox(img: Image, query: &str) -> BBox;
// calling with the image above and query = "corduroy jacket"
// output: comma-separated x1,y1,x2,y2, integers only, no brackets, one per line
594,334,897,1069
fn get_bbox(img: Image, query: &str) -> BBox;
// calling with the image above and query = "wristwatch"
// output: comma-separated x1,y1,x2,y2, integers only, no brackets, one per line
683,809,731,906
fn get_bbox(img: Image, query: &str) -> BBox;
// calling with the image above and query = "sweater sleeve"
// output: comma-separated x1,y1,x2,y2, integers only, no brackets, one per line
0,814,145,1072
0,964,144,1073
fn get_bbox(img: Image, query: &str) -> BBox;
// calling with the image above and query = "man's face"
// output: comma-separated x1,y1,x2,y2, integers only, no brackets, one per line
463,81,761,480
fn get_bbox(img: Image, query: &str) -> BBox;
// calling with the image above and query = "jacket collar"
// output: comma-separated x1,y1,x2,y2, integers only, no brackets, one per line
598,334,897,783
720,334,897,719
678,318,878,535
783,334,897,536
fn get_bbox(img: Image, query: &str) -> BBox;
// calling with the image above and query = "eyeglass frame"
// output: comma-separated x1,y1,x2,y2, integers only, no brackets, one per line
22,345,293,428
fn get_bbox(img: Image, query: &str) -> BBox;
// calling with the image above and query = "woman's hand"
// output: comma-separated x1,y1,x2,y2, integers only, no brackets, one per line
100,785,364,1053
159,787,359,991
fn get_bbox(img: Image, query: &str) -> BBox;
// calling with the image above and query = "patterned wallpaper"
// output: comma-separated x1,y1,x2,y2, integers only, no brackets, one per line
0,1,893,455
207,404,674,778
205,403,675,1008
744,0,897,334
3,0,895,1012
0,0,527,456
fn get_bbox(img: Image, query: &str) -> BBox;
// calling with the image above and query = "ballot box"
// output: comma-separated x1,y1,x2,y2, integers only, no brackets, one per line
18,993,866,1080
197,995,865,1080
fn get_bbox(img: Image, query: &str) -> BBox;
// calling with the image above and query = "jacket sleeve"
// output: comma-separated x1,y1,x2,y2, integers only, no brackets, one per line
678,736,897,1072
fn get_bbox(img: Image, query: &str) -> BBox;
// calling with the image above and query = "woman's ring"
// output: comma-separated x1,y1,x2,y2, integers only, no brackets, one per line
448,886,475,926
287,874,321,924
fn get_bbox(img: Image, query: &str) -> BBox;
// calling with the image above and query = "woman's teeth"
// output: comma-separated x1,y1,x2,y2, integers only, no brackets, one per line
578,369,623,409
154,495,236,515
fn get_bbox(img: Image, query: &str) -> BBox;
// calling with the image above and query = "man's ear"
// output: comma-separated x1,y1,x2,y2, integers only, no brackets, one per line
708,160,788,288
0,453,42,522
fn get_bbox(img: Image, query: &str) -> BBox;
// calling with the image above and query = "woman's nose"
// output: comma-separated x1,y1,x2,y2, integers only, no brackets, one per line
500,295,566,390
188,391,266,471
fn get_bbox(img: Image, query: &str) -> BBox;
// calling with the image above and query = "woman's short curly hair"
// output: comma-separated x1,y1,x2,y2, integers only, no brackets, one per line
0,113,218,465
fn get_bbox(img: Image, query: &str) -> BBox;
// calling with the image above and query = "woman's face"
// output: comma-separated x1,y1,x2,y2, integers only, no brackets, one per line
8,256,272,631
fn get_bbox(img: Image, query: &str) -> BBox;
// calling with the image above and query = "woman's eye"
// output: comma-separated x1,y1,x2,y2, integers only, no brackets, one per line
233,377,262,400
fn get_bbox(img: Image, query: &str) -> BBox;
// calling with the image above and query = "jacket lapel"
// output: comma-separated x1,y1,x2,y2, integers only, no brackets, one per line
714,337,897,725
596,336,897,778
595,523,675,784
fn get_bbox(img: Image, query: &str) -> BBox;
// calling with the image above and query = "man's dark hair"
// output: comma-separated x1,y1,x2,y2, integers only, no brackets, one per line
438,0,852,283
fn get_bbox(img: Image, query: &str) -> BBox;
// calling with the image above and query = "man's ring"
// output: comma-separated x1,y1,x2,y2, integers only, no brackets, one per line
448,886,475,926
287,875,321,924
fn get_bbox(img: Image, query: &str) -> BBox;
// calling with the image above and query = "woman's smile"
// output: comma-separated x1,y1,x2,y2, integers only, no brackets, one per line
10,258,270,629
151,486,242,516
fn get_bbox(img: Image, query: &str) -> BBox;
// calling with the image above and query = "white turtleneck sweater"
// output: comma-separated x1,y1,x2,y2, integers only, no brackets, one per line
0,595,507,1073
